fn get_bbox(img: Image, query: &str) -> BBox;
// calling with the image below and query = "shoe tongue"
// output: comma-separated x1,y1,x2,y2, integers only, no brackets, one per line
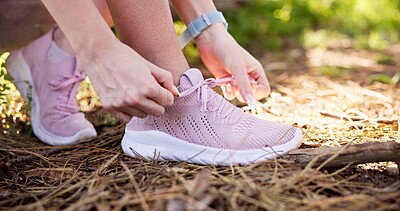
48,41,72,64
178,68,204,91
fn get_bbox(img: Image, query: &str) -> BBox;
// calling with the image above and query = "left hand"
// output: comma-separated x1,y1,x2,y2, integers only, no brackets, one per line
195,24,271,103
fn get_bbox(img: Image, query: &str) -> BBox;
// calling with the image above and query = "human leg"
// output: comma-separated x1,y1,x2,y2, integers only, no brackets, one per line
121,68,302,165
54,0,114,55
105,1,302,165
6,28,97,145
106,0,189,85
5,0,114,145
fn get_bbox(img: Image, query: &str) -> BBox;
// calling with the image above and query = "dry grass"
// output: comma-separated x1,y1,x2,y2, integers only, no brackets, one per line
1,48,400,210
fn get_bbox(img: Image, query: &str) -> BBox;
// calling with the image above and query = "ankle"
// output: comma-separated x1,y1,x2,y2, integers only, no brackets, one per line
171,61,190,86
53,27,76,55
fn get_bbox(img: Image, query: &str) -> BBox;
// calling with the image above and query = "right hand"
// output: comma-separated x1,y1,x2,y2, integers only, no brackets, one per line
78,41,179,122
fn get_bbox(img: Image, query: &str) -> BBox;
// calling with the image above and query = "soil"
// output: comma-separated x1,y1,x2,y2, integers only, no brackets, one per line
0,42,399,210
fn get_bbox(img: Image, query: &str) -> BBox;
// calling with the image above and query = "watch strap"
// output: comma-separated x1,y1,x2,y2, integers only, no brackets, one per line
178,11,228,49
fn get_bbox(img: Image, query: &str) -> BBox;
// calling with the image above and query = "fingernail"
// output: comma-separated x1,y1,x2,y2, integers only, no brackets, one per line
226,83,232,94
245,93,256,105
221,85,227,98
173,86,181,97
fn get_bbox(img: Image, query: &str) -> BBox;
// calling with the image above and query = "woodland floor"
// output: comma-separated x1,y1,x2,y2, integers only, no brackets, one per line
0,43,399,210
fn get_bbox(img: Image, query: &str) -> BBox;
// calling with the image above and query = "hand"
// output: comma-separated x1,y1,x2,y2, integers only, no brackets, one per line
78,40,179,122
195,24,271,103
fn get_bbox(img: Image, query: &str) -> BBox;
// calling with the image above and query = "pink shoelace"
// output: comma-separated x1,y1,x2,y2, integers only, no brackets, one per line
49,68,85,114
179,77,256,122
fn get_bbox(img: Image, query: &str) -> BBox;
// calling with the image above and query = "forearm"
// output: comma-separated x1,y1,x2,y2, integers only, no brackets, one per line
41,0,117,56
171,0,218,24
170,0,227,44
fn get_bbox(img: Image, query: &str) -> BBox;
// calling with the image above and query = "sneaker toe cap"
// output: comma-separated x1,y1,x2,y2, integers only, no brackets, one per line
38,113,97,145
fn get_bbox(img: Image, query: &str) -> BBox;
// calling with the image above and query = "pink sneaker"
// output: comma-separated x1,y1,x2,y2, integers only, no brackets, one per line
6,27,97,145
122,68,302,165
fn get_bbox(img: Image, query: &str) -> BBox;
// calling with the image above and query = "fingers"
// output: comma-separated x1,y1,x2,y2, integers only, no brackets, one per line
108,110,132,123
249,62,271,99
255,85,270,100
230,62,255,105
119,107,147,118
248,63,269,87
135,98,166,115
143,79,174,107
102,81,168,119
104,94,165,121
248,62,271,100
224,61,271,102
150,66,180,96
104,103,147,123
221,83,235,100
121,86,166,115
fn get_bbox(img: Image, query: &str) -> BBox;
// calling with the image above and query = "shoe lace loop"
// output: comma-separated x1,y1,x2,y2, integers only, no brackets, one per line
180,77,245,116
49,68,85,113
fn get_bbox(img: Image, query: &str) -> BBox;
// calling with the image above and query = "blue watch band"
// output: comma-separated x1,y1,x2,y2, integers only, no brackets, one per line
178,11,228,49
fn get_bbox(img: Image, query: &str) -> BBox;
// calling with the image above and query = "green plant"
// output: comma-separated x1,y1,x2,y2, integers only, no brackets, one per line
225,0,315,51
0,52,31,135
319,66,350,77
376,55,396,65
368,73,400,85
223,0,400,51
0,53,13,104
174,21,201,64
102,113,118,126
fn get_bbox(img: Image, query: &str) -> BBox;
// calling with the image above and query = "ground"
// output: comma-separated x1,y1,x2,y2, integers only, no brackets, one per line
0,42,399,210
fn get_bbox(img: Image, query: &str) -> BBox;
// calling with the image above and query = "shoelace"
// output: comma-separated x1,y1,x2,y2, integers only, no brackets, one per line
179,77,234,111
179,77,257,122
49,68,85,113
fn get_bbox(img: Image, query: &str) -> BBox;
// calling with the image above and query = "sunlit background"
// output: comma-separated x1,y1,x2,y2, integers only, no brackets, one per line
0,1,399,210
1,0,399,140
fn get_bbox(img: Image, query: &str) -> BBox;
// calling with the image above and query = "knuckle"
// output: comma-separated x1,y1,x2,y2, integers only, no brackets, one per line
145,85,159,97
237,80,249,89
155,107,165,116
124,94,140,106
161,98,174,107
166,94,174,106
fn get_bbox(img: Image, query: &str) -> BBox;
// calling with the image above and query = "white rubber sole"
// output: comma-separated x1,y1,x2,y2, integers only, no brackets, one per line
121,128,303,166
6,50,97,146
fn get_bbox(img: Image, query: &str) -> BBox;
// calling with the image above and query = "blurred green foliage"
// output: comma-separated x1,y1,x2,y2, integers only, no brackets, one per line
0,52,13,104
224,0,400,50
376,55,396,65
368,73,400,85
0,52,30,135
174,21,201,64
319,66,350,77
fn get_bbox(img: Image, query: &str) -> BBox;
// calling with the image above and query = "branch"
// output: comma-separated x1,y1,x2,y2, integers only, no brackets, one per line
284,141,400,169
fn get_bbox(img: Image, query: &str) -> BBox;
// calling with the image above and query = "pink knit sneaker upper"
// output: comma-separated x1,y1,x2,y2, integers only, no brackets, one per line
20,28,95,137
126,68,297,150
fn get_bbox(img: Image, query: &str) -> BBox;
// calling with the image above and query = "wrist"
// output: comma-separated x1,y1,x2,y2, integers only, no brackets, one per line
178,11,228,48
195,23,228,45
76,34,118,60
171,0,217,24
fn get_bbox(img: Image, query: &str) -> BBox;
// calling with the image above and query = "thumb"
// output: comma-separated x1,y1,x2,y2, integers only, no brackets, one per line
150,65,180,96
